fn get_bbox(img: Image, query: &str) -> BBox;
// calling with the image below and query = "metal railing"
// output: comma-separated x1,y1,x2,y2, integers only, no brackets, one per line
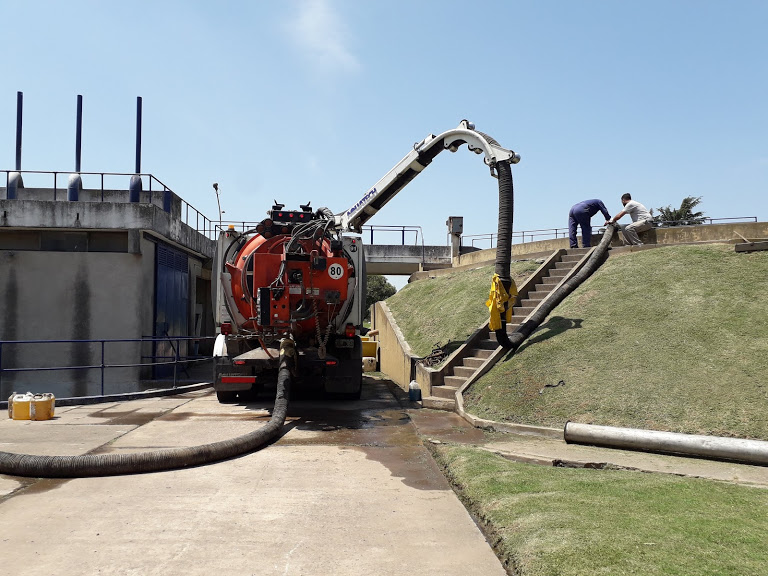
361,225,423,246
654,216,757,227
0,335,215,397
462,217,759,249
200,220,426,247
463,228,570,248
2,169,217,241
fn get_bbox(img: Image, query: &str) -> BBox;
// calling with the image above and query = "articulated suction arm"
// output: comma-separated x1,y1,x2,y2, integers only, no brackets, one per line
336,120,520,232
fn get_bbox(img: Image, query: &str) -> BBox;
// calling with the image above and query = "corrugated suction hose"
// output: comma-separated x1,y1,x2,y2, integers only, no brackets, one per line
493,159,516,348
0,340,296,478
504,222,617,351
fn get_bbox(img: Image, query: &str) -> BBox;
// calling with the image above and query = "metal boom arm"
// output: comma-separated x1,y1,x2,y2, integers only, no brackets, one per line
335,120,520,232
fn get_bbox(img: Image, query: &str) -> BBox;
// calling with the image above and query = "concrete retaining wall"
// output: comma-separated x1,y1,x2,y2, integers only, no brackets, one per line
370,301,420,394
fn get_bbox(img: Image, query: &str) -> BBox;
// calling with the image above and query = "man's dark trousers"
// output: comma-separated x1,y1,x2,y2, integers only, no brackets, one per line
568,209,593,248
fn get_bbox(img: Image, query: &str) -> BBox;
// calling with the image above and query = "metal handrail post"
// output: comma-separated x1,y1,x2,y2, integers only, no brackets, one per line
100,340,105,396
173,338,179,388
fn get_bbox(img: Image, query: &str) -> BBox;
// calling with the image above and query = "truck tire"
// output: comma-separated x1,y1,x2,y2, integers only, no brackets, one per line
216,390,238,403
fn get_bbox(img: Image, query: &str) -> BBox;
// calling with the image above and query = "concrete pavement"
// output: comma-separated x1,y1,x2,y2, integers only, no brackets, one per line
0,379,507,576
4,376,766,576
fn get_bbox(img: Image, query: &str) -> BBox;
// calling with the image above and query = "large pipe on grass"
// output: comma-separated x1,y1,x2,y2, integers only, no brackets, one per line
0,341,296,478
565,421,768,466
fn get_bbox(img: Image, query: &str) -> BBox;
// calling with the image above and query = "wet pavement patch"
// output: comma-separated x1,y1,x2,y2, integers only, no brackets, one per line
354,445,453,491
86,409,168,427
158,412,271,422
408,409,488,445
1,477,71,503
278,407,420,448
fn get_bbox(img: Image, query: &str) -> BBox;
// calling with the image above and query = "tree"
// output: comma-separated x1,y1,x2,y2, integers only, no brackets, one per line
654,196,706,226
365,275,396,319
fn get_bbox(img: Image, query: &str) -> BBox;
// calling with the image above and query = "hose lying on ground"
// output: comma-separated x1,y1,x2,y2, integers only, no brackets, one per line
503,222,617,352
0,340,296,478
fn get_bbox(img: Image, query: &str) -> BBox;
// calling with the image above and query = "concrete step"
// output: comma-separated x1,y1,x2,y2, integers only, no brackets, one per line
471,348,494,359
527,290,550,300
520,298,542,308
512,306,535,317
433,383,460,399
549,268,570,278
462,357,486,369
452,366,476,379
561,254,583,263
533,283,555,293
566,248,590,255
477,339,500,350
554,261,576,269
422,396,456,411
541,276,561,285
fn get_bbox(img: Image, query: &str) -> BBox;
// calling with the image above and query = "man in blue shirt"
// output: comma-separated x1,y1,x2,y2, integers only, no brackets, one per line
568,199,611,248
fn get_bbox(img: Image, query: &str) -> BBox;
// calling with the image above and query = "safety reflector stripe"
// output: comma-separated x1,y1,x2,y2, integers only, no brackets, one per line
221,376,256,384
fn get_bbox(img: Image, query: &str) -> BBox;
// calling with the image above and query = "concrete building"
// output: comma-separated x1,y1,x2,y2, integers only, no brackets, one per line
0,174,216,398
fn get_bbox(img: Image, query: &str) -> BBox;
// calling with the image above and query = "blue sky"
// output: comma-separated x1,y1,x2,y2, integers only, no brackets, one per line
3,1,767,284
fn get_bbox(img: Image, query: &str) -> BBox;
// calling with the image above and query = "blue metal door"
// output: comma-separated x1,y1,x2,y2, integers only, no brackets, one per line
154,243,189,378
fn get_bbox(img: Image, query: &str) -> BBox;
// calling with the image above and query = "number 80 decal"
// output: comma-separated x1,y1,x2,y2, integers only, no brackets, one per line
328,263,344,280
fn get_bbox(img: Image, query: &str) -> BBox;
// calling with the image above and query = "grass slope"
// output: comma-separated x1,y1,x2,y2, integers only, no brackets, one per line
386,261,540,358
388,244,768,438
462,244,768,438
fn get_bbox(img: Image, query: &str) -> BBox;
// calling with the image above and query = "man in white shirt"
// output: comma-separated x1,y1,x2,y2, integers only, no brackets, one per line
606,193,653,245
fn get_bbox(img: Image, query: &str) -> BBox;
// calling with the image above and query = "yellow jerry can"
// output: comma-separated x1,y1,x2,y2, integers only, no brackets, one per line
31,393,56,421
9,393,33,420
8,392,55,421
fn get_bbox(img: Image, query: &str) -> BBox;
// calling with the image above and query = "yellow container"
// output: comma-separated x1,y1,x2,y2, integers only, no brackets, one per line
10,393,32,420
362,340,378,358
8,392,55,421
7,393,16,418
31,393,55,421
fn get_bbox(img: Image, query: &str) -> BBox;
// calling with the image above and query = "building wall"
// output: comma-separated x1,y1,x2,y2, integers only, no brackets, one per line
0,194,216,399
0,250,145,398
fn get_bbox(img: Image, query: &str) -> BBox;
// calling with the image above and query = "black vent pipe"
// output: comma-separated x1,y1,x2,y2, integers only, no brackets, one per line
15,91,22,171
68,95,84,201
130,96,143,202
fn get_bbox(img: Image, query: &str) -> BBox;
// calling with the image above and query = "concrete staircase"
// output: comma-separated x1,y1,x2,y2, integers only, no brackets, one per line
422,248,591,411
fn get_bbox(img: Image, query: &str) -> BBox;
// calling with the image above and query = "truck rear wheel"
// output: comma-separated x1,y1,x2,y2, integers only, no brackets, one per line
216,390,238,403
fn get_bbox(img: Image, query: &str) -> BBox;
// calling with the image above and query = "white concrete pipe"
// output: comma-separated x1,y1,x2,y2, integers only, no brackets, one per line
564,422,768,466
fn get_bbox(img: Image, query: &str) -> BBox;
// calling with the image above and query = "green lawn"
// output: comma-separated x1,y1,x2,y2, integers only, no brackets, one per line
433,445,768,576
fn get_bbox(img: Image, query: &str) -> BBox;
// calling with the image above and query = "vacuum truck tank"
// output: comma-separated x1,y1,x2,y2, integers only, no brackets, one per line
211,203,366,402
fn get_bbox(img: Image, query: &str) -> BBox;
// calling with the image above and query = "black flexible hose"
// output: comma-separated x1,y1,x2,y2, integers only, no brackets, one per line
0,341,296,478
493,160,515,348
505,223,617,352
